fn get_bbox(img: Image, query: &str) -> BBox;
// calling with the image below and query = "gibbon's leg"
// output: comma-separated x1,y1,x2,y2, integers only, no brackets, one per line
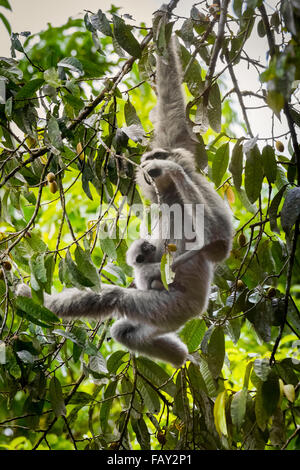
110,319,188,368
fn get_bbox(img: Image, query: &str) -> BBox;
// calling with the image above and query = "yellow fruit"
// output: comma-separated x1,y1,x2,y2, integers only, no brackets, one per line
167,243,177,252
49,181,58,194
238,233,247,247
236,279,245,290
109,442,119,450
76,142,85,161
276,141,284,152
47,172,56,183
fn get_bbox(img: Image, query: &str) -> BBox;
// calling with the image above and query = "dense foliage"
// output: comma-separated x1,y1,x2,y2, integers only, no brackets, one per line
0,0,299,450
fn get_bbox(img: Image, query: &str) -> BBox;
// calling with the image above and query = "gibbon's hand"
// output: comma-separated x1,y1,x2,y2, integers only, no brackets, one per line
141,159,184,184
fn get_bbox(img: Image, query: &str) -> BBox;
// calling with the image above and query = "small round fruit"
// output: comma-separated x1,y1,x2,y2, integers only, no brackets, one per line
157,431,166,445
267,287,276,298
276,141,284,152
167,243,177,252
47,172,56,183
236,279,245,290
76,142,85,161
2,261,12,271
49,181,58,194
238,233,247,247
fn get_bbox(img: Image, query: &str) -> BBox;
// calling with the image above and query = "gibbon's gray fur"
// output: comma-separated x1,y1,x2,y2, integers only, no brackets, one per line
126,237,229,292
16,33,233,367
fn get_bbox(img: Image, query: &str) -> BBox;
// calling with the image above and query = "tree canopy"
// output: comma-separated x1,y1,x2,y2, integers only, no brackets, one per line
0,0,299,451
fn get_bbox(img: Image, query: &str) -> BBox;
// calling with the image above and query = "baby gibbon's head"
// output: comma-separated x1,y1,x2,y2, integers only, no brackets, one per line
126,239,156,267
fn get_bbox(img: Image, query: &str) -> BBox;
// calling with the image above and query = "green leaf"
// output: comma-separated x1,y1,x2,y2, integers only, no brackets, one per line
65,250,95,288
131,417,151,450
112,15,142,58
207,326,225,378
136,357,176,397
187,362,208,397
243,361,254,390
262,145,277,184
137,377,160,414
90,10,112,37
244,145,264,203
99,226,117,260
280,187,300,234
233,0,243,17
160,252,175,290
57,57,83,74
255,383,268,431
281,0,297,35
14,78,44,101
16,296,59,325
124,100,143,127
49,376,66,417
229,139,244,190
253,359,271,382
74,246,100,291
261,372,280,417
48,116,64,151
16,350,37,364
107,350,127,374
100,380,118,432
67,392,94,405
231,389,247,430
180,318,206,352
266,90,284,117
0,0,11,10
0,12,11,35
212,143,230,187
208,83,222,133
198,356,217,397
43,67,62,88
269,185,287,233
88,354,107,376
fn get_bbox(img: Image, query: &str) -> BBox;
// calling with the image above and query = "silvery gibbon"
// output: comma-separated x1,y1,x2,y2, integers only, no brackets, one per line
17,29,232,367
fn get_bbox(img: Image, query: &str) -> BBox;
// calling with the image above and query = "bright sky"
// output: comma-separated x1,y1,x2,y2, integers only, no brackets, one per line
0,0,289,142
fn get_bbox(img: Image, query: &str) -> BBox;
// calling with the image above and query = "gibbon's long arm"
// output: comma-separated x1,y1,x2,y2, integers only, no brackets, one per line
152,36,194,151
42,249,212,330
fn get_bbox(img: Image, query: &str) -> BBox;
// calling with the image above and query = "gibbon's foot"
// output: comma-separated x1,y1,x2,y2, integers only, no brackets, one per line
16,283,31,298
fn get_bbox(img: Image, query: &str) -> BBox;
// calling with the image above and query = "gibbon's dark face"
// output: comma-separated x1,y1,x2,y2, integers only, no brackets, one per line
141,149,170,184
136,241,156,264
142,150,169,162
